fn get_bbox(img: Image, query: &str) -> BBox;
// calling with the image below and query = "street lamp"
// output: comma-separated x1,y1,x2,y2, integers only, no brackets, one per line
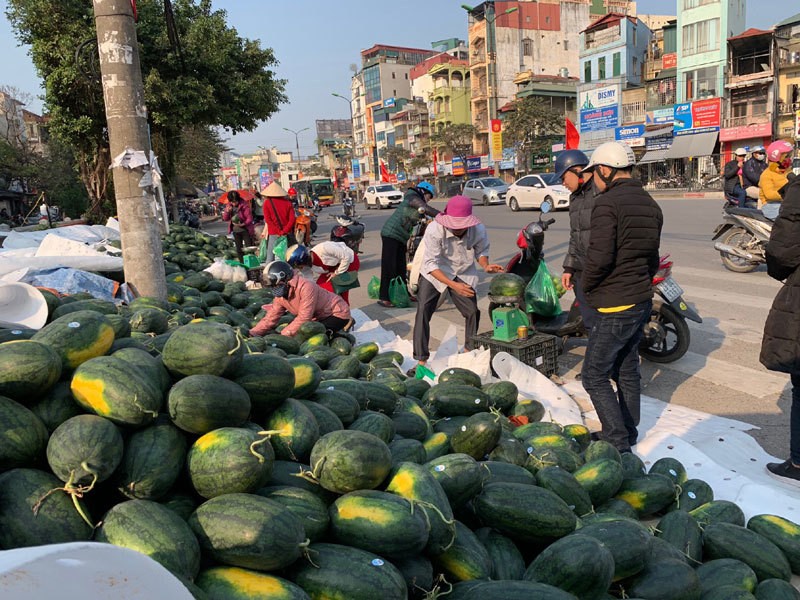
282,127,309,179
462,4,518,176
332,92,356,188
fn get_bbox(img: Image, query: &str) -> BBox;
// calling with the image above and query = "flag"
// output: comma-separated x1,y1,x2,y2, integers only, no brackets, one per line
432,148,438,177
380,160,390,183
565,118,580,150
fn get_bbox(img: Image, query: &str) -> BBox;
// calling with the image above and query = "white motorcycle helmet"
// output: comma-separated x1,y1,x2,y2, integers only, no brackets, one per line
582,141,637,172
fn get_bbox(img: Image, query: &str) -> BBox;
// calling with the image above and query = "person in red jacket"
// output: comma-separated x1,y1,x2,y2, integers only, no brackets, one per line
260,181,296,261
222,190,255,262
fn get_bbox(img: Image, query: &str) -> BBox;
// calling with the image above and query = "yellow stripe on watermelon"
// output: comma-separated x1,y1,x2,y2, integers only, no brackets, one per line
193,430,223,452
761,515,800,535
64,325,115,369
615,490,645,511
334,497,393,525
388,470,416,497
435,553,482,581
69,376,111,416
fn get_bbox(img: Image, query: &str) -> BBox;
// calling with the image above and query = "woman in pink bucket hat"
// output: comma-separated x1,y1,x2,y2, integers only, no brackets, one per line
408,195,504,376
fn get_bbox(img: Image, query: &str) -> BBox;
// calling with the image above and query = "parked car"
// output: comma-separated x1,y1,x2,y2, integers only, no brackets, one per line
506,173,570,211
462,177,509,205
363,184,403,209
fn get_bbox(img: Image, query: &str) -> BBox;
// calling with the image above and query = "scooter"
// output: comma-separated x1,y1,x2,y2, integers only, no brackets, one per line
342,195,357,219
294,207,317,245
504,201,701,363
712,204,772,273
332,214,365,253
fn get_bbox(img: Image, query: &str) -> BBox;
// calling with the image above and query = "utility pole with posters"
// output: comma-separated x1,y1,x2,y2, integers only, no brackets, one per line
93,0,166,300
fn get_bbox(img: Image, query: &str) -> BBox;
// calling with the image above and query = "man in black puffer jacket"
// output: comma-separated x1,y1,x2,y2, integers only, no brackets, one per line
556,149,598,330
580,141,663,453
760,174,800,485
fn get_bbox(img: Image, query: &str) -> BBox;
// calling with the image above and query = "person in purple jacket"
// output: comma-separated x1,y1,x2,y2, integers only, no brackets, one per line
222,190,256,262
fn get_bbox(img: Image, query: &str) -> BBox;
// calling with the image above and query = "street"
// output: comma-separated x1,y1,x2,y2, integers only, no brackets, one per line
208,196,790,460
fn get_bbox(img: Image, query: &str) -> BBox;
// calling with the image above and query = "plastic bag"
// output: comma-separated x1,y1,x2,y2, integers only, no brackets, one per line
258,238,268,262
524,260,562,317
272,235,288,262
389,277,410,308
367,275,380,299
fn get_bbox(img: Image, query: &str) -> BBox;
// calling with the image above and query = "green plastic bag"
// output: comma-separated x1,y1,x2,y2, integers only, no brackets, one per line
524,259,562,317
258,238,268,262
272,235,288,262
367,276,380,299
389,277,411,308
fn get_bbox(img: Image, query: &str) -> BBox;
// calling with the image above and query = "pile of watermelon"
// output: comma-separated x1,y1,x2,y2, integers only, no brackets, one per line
162,225,239,273
1,279,800,600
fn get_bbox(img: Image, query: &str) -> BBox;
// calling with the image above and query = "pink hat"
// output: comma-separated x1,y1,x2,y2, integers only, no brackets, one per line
435,195,481,229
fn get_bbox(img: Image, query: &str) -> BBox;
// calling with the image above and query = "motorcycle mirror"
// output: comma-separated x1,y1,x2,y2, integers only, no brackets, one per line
418,207,426,214
540,200,552,214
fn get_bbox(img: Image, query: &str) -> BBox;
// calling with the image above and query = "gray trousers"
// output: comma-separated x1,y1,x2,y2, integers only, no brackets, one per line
266,234,281,262
413,275,480,362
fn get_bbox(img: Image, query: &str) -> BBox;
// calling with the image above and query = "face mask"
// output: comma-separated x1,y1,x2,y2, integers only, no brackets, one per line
272,283,288,298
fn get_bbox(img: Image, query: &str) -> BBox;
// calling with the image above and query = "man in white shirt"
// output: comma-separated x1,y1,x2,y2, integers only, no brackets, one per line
409,195,504,375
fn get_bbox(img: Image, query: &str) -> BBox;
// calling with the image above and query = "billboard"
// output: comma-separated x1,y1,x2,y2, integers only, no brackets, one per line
579,84,619,110
383,98,396,108
258,169,273,191
466,156,482,173
580,105,619,132
352,159,360,180
662,53,677,69
490,119,503,162
646,107,674,125
615,124,646,147
674,98,721,135
452,156,465,176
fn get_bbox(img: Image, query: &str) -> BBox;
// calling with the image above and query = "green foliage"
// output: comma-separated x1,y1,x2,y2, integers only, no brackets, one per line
430,123,476,163
501,97,564,173
6,0,287,218
303,163,331,177
379,146,410,173
173,126,227,189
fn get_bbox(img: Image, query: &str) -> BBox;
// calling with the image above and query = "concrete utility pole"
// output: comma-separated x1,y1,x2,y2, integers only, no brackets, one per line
93,0,166,300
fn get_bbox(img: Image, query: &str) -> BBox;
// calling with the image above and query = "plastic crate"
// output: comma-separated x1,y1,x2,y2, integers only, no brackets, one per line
470,331,558,377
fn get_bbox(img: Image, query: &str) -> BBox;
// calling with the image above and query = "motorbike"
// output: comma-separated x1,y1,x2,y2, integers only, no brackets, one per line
331,213,365,253
294,206,318,246
407,208,434,294
342,195,357,219
501,200,701,363
178,208,201,229
712,204,772,273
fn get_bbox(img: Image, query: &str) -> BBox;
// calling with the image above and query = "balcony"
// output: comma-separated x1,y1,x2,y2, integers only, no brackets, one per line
778,50,800,69
723,113,772,128
471,84,488,101
622,101,646,125
584,26,621,52
778,102,800,116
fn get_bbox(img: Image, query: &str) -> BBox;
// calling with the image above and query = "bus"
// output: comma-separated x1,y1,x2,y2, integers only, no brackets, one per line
292,177,335,208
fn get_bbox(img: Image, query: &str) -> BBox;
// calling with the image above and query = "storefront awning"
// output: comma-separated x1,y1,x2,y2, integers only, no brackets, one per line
665,131,719,159
638,149,670,164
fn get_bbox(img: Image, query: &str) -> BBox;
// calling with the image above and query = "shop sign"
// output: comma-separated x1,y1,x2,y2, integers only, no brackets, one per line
615,124,646,147
646,107,674,125
674,98,721,134
662,53,677,69
719,122,772,142
452,156,465,176
580,105,619,132
466,156,482,173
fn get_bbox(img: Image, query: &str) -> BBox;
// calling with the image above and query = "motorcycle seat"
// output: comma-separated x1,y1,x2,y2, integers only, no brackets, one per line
725,207,772,222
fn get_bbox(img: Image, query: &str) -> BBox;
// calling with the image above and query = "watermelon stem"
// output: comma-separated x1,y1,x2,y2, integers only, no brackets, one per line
131,394,159,419
32,469,97,529
301,543,320,568
227,332,243,356
250,430,283,462
423,575,453,599
412,499,456,551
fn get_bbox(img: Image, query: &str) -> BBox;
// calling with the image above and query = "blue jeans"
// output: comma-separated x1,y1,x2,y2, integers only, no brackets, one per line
791,373,800,464
573,273,597,331
762,202,781,220
581,300,652,452
726,184,747,207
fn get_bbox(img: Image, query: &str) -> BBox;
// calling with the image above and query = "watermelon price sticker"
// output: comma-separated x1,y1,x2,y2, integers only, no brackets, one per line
11,330,21,334
688,491,697,499
68,322,81,328
371,559,384,566
461,426,467,432
434,465,445,472
474,399,481,404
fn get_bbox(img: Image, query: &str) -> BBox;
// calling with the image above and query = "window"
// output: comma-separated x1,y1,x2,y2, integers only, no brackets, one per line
598,56,606,80
684,0,719,7
632,56,639,79
405,73,408,79
392,72,396,79
522,38,533,56
564,39,569,51
682,18,720,55
612,52,621,77
633,27,637,47
376,132,386,142
364,65,381,104
684,65,718,100
584,60,592,82
646,76,676,107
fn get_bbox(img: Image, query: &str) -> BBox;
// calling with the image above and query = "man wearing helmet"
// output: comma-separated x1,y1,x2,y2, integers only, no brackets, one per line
580,141,663,453
555,149,598,329
759,140,795,220
723,148,748,207
742,145,767,201
377,181,440,307
286,239,360,305
249,260,352,338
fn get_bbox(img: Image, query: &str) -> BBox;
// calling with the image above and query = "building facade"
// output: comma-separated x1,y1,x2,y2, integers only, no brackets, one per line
775,13,800,142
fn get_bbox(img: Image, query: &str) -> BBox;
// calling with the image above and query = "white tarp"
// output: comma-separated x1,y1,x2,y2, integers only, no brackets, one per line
1,225,120,250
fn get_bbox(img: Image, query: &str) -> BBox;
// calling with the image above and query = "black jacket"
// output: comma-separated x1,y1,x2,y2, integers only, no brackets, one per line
582,178,663,308
760,175,800,374
742,157,767,189
563,178,597,276
723,159,743,195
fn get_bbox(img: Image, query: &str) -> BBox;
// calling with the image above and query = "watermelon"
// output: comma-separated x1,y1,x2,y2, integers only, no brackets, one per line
265,398,321,462
584,439,622,463
0,395,49,471
129,308,170,335
488,436,529,466
187,428,274,499
46,415,122,487
160,492,199,522
573,458,624,505
388,438,427,465
425,384,491,417
318,379,367,410
299,399,343,436
70,356,162,427
257,486,330,542
348,410,396,444
512,398,546,422
329,489,430,558
32,310,115,371
113,347,171,394
115,418,187,500
351,341,380,362
703,522,792,582
656,509,704,564
0,328,36,343
447,581,578,599
231,353,295,416
0,340,62,402
95,499,201,580
620,450,648,479
613,473,676,517
0,468,93,548
481,381,518,413
625,558,702,600
571,518,652,581
168,374,251,434
748,514,800,575
450,412,502,460
288,357,323,398
289,543,407,600
423,432,451,461
359,381,398,414
438,367,482,388
535,466,592,517
668,478,714,512
426,453,484,509
308,430,392,494
475,527,525,581
196,567,310,600
649,456,688,485
432,520,493,582
696,559,758,595
28,381,83,433
489,272,526,297
755,579,800,600
391,411,430,442
524,533,615,599
312,389,361,426
561,423,591,451
189,493,306,571
51,298,116,319
393,555,435,599
162,321,244,377
690,500,746,527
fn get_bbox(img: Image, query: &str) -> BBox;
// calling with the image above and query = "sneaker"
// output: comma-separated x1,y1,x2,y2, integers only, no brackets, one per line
376,300,394,308
766,460,800,487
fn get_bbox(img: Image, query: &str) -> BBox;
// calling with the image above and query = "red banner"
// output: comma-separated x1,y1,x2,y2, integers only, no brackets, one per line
662,53,677,70
692,97,721,129
565,118,580,150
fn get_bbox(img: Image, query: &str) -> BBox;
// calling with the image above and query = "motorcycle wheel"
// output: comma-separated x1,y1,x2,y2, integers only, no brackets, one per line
719,227,759,273
639,302,690,363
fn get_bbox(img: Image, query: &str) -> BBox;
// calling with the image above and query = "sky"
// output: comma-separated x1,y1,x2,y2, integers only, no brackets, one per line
0,0,794,157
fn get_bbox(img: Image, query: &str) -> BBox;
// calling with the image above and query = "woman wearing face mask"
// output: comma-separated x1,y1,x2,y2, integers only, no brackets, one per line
248,261,353,338
759,140,795,220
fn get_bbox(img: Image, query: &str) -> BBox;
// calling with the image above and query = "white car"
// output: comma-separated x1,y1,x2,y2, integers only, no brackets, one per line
363,184,403,209
506,173,571,211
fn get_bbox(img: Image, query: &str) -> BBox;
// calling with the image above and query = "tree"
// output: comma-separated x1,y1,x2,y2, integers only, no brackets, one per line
7,0,287,218
303,163,330,177
173,125,227,188
409,151,430,175
430,123,476,167
501,97,564,173
379,145,410,173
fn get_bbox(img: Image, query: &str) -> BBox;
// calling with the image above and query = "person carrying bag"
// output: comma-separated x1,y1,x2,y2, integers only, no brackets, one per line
261,181,296,261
